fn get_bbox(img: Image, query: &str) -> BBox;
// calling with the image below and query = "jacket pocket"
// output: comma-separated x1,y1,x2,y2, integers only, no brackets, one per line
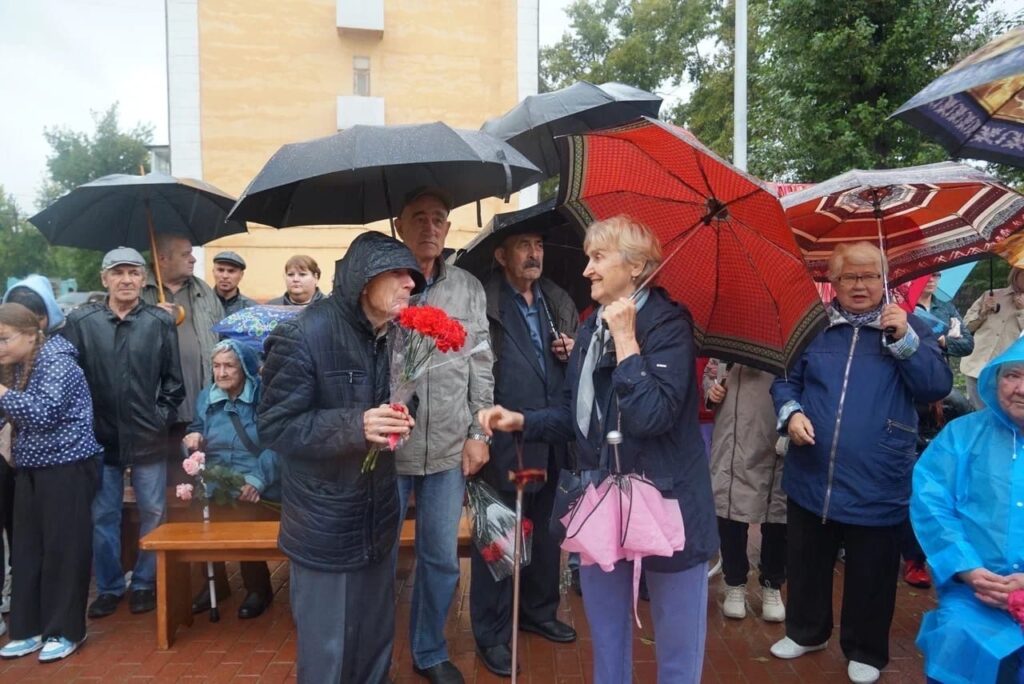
321,369,373,408
875,418,917,487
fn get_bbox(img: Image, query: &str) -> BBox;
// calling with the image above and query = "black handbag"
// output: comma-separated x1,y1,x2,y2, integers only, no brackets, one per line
549,443,584,541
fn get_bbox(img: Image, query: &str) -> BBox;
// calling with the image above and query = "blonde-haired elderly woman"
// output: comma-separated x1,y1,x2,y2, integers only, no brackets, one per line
479,216,718,683
770,241,952,684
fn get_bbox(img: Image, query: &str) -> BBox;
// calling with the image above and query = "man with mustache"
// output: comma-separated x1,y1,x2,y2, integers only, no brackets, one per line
470,229,579,676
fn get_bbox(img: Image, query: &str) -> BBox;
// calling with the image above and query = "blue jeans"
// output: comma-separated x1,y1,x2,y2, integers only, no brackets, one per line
92,462,166,595
396,466,465,669
581,560,708,684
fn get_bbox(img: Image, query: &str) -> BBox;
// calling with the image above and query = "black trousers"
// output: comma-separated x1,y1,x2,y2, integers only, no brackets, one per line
10,458,96,642
469,474,562,648
899,517,926,564
718,516,787,589
0,457,15,580
785,499,901,670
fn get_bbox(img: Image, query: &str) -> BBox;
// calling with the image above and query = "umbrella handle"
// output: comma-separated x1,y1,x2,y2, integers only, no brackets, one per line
145,202,167,305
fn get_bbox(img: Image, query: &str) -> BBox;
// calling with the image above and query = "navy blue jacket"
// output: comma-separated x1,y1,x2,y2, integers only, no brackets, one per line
524,288,718,572
771,308,953,526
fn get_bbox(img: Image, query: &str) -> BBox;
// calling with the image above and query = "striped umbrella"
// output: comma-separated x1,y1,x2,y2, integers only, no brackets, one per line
781,162,1024,289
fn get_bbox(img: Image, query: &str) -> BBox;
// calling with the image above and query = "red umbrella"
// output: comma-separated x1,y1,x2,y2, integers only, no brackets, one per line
556,117,827,375
780,162,1024,287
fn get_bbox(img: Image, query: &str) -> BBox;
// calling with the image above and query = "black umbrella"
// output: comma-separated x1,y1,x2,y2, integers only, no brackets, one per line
453,198,591,311
481,81,662,177
227,122,542,232
29,172,247,303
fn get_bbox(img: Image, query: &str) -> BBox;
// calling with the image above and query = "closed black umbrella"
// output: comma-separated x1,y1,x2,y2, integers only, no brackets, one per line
228,122,542,231
481,81,662,178
454,198,591,311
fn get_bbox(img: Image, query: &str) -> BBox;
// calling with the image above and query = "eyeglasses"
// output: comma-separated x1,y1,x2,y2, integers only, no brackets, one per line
837,273,883,285
0,333,23,347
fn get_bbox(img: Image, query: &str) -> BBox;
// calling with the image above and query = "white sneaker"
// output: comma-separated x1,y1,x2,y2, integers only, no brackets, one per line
770,636,827,659
761,587,785,622
847,660,880,683
722,584,747,619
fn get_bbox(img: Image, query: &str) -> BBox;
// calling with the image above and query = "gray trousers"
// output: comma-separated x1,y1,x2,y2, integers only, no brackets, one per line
290,559,395,684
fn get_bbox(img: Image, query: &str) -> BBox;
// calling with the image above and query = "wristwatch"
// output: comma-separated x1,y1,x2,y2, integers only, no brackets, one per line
468,432,492,446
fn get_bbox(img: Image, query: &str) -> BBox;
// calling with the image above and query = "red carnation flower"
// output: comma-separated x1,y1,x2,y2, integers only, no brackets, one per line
480,542,504,563
521,518,533,537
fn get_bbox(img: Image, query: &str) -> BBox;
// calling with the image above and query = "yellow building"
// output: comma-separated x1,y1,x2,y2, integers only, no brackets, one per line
166,0,539,300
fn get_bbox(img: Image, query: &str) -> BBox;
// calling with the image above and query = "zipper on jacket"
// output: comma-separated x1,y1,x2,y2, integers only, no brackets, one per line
421,365,431,474
822,327,860,524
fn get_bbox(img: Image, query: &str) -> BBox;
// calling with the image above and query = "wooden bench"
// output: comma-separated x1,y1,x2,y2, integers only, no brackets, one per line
140,516,472,649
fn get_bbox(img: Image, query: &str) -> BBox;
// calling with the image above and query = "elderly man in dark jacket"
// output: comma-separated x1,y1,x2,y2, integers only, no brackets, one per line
470,230,579,676
258,232,424,684
63,247,184,619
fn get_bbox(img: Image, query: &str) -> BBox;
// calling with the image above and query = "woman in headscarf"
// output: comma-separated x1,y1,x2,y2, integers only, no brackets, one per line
182,339,280,619
478,216,718,684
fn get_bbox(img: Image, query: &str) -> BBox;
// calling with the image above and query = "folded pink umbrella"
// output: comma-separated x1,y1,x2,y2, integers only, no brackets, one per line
560,432,686,626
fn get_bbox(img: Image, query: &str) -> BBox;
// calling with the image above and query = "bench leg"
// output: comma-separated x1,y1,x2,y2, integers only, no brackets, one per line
156,551,193,650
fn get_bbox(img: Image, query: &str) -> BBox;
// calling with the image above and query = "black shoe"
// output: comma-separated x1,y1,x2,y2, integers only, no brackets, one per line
191,585,231,615
412,660,464,683
87,593,122,619
238,591,271,620
475,644,515,677
570,567,582,596
129,589,156,614
519,619,577,643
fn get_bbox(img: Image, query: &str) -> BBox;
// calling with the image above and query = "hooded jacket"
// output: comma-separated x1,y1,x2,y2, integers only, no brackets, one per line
911,338,1024,683
771,306,952,526
64,299,185,466
258,232,424,572
188,340,279,500
2,274,65,333
0,335,101,468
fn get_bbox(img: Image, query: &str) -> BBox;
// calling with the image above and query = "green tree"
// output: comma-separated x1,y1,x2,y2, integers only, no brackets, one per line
0,188,54,289
40,103,154,290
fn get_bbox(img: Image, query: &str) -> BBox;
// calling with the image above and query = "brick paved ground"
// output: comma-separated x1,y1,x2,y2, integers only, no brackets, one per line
0,544,935,683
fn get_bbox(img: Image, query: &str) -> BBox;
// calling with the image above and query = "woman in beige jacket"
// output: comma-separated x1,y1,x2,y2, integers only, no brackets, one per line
704,361,786,623
960,266,1024,408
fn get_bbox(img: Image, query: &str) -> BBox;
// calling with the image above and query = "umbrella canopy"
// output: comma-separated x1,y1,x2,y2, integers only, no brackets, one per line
228,122,542,228
453,198,591,310
481,81,662,177
212,304,300,356
556,117,827,375
780,161,1024,285
934,262,977,302
892,26,1024,167
28,172,246,251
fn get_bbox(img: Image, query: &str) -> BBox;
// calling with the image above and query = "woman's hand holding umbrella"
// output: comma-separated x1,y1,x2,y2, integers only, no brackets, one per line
601,298,640,361
880,304,909,341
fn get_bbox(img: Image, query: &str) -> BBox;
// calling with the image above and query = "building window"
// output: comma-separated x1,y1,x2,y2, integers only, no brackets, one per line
354,56,371,96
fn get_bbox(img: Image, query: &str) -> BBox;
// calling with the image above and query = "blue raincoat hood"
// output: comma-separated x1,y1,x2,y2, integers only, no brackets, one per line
2,274,65,333
977,336,1024,432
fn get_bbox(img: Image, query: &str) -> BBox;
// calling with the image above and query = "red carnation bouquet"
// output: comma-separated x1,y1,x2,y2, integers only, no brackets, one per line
362,305,467,472
465,479,534,581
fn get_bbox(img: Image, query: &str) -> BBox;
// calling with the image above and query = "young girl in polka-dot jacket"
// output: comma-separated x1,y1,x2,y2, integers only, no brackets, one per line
0,302,101,662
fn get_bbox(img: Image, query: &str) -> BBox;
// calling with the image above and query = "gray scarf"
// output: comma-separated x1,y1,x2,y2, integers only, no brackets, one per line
576,288,651,437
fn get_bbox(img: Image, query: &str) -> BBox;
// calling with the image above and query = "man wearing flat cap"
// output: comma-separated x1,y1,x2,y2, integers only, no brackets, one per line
211,251,256,316
63,247,184,619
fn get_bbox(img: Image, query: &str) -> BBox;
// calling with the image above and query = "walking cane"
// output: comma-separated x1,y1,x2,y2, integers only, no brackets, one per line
200,482,220,623
508,434,546,683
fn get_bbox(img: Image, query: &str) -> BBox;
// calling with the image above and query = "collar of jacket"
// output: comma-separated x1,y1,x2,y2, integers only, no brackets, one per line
103,299,147,321
826,304,884,331
209,378,255,405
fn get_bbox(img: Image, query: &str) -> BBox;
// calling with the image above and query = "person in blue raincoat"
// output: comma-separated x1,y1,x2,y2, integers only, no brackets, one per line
911,336,1024,684
183,339,280,620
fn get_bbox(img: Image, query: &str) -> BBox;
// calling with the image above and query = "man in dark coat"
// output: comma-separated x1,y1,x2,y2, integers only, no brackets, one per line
258,232,424,684
470,230,579,676
63,247,184,618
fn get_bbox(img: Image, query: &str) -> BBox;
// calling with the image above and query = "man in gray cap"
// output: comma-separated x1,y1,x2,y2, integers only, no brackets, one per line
63,247,184,618
211,251,256,316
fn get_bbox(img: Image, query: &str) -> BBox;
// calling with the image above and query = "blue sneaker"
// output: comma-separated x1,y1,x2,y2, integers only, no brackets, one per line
0,635,43,658
38,635,83,662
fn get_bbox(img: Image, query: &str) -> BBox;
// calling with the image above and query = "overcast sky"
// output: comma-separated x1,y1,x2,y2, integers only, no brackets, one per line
0,0,576,215
0,0,1014,215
